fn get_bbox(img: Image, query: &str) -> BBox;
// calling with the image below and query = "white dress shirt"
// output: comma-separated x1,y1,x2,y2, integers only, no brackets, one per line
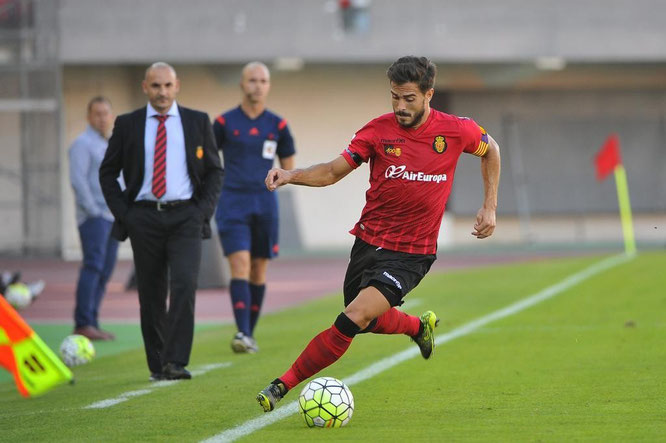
136,101,193,202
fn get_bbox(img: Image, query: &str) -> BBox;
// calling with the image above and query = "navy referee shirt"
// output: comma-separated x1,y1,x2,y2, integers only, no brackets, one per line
213,106,295,192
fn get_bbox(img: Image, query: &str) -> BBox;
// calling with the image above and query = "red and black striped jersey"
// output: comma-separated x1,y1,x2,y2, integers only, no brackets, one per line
341,108,488,255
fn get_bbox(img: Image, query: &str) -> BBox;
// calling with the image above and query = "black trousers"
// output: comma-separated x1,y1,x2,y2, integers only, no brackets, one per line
126,201,203,373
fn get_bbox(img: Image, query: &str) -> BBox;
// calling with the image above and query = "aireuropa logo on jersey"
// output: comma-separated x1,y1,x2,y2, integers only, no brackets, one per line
384,165,447,183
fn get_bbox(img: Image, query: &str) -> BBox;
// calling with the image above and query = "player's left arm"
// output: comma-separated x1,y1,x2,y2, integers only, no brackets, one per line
473,134,500,239
266,156,354,190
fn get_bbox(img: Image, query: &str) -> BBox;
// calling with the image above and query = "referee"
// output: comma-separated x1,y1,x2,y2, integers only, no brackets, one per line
213,62,296,353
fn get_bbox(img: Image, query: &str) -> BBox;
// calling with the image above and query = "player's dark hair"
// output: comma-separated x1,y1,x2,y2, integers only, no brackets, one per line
87,96,111,113
386,56,437,93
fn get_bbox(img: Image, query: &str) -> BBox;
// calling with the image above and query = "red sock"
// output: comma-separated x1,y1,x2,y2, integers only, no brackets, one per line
369,308,420,336
279,325,353,390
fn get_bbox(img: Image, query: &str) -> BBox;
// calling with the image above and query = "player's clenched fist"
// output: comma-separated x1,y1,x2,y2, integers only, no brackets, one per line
472,206,496,239
266,168,291,191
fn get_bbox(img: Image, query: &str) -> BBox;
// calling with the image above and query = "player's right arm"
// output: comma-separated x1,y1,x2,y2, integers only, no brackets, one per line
266,156,353,191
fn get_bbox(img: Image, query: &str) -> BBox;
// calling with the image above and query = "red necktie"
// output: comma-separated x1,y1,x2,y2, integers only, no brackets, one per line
152,115,168,199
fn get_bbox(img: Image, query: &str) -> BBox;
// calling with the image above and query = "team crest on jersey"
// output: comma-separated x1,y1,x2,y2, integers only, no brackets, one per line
196,146,204,159
432,135,447,154
383,144,402,157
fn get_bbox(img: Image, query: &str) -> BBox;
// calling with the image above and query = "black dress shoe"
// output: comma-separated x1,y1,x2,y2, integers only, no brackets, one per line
162,363,192,380
149,372,165,381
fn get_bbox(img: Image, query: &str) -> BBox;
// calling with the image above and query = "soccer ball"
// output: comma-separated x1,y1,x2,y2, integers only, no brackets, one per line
59,334,95,367
4,283,32,310
298,376,354,428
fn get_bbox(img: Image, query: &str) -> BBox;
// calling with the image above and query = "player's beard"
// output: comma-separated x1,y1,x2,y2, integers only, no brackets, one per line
395,106,425,128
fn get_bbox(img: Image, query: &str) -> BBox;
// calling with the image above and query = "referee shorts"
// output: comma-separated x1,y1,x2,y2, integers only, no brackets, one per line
215,189,279,259
342,237,436,307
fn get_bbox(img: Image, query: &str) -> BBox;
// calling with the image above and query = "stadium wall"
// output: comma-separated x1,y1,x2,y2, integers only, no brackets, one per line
60,64,666,259
59,0,666,63
4,0,665,255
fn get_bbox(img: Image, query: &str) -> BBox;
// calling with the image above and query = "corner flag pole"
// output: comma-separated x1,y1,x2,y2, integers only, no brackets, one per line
594,134,636,257
613,165,636,256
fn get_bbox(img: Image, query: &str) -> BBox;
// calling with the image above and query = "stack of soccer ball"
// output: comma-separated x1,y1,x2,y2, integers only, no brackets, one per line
298,377,354,428
59,334,95,367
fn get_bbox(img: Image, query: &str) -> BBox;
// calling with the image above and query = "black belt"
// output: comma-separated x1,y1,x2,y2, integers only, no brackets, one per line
134,199,192,211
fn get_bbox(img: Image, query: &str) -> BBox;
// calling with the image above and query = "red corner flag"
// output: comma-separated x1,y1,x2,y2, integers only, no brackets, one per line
594,134,622,181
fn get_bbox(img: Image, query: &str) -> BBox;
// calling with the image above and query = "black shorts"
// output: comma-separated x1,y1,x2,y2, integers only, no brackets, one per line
343,237,437,307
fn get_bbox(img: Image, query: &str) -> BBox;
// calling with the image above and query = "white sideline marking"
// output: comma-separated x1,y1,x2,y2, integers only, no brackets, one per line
191,363,232,377
84,362,231,410
84,389,153,409
201,253,633,442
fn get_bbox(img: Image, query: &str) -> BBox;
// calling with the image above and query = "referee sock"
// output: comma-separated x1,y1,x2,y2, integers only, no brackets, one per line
230,279,251,336
279,313,360,390
249,283,266,336
369,307,421,337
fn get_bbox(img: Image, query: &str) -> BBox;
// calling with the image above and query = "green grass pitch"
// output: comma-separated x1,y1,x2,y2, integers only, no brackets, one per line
1,252,664,441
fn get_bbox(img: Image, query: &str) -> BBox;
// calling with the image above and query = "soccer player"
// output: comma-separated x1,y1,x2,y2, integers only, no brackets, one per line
256,56,500,411
213,62,296,353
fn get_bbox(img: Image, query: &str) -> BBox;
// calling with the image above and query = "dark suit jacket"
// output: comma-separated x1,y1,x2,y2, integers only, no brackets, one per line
99,105,223,241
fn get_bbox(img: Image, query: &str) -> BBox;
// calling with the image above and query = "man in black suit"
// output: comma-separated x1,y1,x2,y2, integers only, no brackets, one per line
100,62,223,380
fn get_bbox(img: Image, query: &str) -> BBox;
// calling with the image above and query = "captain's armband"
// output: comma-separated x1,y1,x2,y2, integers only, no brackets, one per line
472,130,489,157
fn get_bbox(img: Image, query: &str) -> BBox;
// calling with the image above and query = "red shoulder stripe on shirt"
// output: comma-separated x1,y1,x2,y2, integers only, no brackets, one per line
278,119,287,130
216,115,226,126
